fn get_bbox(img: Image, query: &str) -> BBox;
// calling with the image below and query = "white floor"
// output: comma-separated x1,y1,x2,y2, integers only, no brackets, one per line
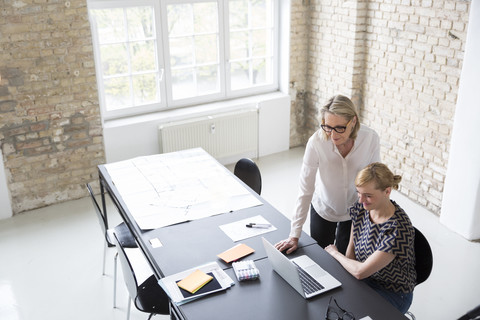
0,147,479,320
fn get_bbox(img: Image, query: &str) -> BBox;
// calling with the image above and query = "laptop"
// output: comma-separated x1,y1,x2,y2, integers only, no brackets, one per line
262,237,341,299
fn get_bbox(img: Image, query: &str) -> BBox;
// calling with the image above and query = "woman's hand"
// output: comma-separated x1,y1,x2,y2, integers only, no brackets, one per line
325,244,339,256
274,237,299,254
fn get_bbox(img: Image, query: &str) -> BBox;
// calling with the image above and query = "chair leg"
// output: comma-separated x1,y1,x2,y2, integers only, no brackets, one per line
126,297,131,320
114,252,118,308
102,242,107,275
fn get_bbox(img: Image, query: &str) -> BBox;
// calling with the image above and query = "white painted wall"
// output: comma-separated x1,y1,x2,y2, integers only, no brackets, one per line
103,92,291,164
440,0,480,241
258,94,290,157
0,149,13,219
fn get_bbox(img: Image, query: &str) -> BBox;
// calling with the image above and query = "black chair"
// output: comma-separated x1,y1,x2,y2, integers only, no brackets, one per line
413,227,433,286
406,227,433,319
86,183,137,307
112,230,170,320
234,158,262,195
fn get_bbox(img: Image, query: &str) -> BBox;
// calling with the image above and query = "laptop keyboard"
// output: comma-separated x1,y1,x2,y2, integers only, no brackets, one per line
292,261,325,294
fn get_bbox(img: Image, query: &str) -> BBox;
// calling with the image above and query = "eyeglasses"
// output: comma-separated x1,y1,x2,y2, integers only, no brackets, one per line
320,119,352,134
325,296,355,320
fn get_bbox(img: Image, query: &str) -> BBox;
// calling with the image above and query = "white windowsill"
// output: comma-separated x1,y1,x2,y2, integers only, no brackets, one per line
103,92,290,129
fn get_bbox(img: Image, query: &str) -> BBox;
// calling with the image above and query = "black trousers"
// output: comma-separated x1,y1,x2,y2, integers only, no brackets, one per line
309,205,351,255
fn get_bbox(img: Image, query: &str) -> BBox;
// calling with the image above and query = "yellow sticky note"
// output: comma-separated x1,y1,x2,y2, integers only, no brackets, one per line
217,243,255,263
177,270,213,294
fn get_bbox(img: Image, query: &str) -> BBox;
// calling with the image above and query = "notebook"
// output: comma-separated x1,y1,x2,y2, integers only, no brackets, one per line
217,243,255,263
262,237,341,299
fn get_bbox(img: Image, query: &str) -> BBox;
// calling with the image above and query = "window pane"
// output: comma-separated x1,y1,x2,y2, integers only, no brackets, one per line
91,5,161,113
229,0,248,30
230,61,250,90
228,0,274,91
127,7,154,39
131,40,156,72
104,77,131,110
252,29,266,57
168,4,193,35
230,31,248,60
167,1,220,100
197,65,219,93
252,58,267,84
92,8,126,43
194,2,218,33
251,0,269,28
170,37,194,67
195,34,218,64
133,74,159,105
100,44,128,76
171,68,195,100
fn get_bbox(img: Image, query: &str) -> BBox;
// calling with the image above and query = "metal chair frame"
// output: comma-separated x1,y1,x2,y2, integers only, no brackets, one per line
86,183,137,307
112,231,170,320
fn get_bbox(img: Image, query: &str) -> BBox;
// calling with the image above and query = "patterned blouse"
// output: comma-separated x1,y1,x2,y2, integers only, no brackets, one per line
349,200,416,293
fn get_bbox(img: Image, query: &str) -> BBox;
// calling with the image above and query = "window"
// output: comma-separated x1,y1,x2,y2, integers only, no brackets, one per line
166,2,221,101
88,0,279,120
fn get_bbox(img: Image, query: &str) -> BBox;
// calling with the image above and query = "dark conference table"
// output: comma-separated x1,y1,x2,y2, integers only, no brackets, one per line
178,244,408,320
98,153,316,278
98,149,407,320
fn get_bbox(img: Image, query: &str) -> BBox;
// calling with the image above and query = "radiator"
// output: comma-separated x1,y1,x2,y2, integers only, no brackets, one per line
158,108,258,162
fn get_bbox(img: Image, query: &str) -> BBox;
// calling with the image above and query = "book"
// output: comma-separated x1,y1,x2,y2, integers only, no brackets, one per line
217,243,255,263
177,269,213,294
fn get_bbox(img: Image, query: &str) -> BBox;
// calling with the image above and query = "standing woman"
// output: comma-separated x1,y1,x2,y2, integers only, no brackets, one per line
275,95,380,254
325,163,416,313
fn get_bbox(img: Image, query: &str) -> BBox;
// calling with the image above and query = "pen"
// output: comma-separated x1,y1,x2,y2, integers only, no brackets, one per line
246,223,272,229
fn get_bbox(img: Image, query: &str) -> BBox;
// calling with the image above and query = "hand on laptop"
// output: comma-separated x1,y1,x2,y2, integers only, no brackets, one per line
274,237,299,254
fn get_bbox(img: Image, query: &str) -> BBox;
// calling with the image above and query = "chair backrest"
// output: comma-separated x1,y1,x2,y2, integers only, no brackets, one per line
234,158,262,195
112,231,141,303
86,183,111,245
113,230,170,315
413,226,433,285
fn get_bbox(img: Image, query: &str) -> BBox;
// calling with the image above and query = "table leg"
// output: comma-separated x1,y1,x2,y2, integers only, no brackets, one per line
100,176,108,229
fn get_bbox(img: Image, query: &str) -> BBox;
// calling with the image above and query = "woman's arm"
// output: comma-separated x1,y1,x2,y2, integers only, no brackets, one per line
325,244,395,280
290,136,320,235
344,224,355,260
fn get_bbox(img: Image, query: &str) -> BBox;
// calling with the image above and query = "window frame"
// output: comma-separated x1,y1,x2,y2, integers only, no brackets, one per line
224,0,279,98
88,0,280,121
161,0,227,107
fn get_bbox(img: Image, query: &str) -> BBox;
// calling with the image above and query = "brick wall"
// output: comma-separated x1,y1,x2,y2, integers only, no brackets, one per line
0,0,104,214
289,0,470,214
289,0,310,146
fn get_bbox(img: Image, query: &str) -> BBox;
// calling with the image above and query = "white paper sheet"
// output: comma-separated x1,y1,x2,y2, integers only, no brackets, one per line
104,148,263,229
219,215,277,242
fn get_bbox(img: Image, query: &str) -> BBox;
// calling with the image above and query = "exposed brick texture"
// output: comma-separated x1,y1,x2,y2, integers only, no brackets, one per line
0,0,104,214
289,0,470,215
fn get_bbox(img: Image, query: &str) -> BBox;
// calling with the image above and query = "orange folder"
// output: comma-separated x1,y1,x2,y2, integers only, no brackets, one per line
217,243,255,263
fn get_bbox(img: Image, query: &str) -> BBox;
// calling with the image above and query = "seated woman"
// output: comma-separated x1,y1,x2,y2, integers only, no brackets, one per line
325,162,416,314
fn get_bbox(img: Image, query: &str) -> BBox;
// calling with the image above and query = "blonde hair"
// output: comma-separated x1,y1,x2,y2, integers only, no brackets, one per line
355,162,402,191
319,95,360,140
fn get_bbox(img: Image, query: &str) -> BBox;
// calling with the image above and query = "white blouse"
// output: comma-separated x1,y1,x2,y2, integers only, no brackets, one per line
289,125,381,239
